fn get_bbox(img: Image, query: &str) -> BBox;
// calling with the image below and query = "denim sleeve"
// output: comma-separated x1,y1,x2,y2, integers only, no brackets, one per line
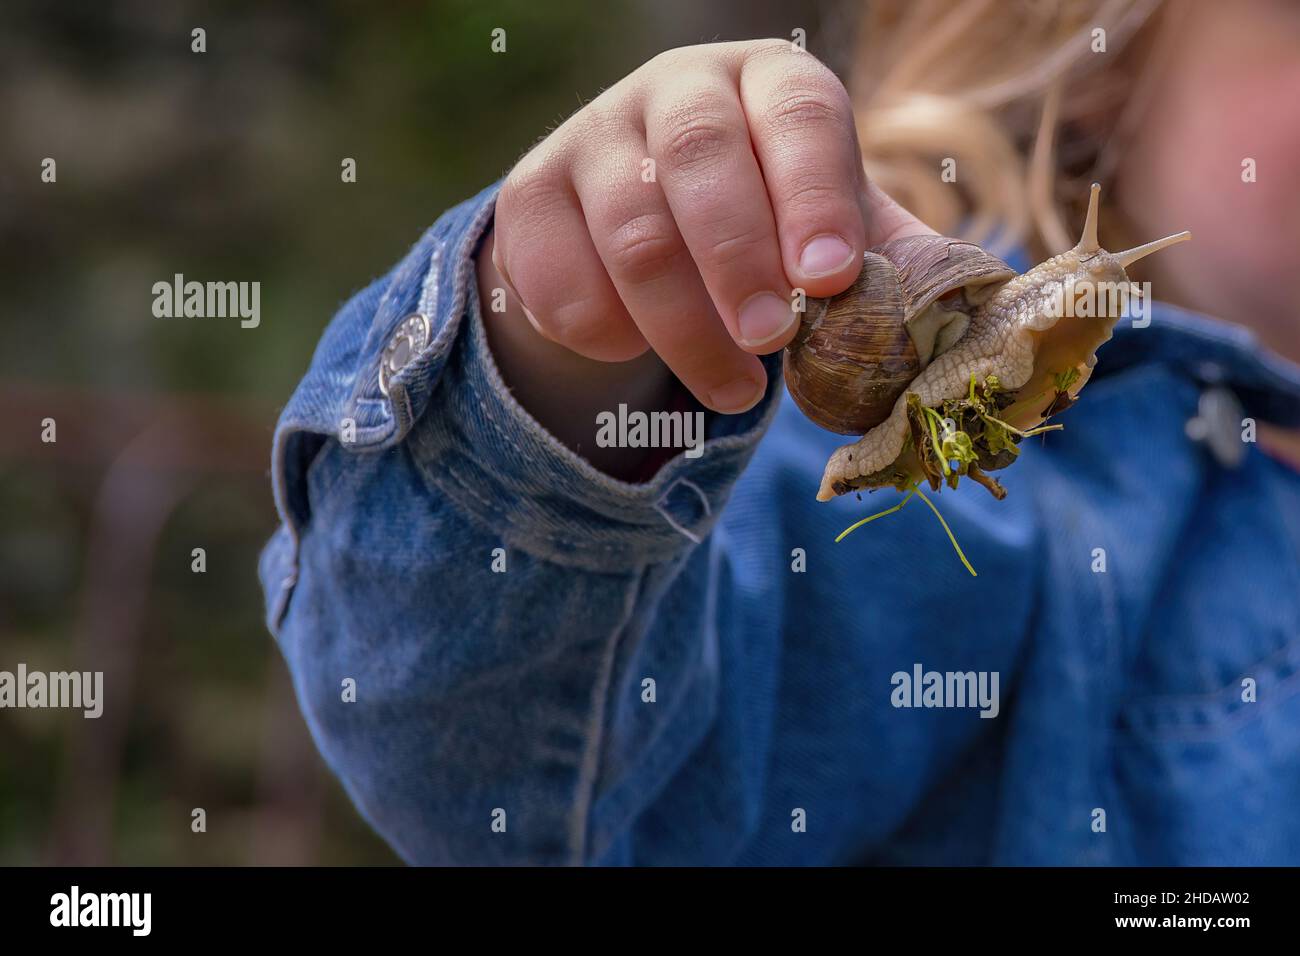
258,181,783,865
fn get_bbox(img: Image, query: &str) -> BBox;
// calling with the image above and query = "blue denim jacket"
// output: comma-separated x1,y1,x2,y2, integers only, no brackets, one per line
259,181,1300,866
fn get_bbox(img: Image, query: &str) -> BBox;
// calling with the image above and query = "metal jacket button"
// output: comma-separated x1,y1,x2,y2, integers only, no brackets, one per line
378,313,431,396
1185,385,1246,468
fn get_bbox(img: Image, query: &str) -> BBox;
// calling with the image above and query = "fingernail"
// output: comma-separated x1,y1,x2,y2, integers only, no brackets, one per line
737,292,797,348
798,234,855,277
708,376,765,413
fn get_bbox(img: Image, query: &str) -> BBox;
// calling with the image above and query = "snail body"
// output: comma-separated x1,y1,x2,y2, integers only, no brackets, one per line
785,184,1191,501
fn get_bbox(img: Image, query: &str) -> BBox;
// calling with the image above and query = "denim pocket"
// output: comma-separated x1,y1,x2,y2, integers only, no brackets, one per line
1117,635,1300,742
1111,637,1300,864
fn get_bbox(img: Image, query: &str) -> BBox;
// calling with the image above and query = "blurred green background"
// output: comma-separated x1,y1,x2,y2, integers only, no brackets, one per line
0,0,851,864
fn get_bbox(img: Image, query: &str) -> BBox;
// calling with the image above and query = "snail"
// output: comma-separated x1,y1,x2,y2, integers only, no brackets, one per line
785,183,1191,502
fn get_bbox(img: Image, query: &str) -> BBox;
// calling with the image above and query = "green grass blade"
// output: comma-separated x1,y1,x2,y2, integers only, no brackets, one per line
912,486,978,577
835,491,915,543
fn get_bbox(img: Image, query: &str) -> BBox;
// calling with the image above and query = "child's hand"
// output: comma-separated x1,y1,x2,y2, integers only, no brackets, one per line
476,40,932,470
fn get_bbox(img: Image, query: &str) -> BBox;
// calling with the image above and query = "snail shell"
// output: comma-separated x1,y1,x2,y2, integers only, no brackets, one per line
784,237,1015,434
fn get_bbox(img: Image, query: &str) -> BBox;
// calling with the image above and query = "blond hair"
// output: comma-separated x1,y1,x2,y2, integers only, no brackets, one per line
851,0,1177,259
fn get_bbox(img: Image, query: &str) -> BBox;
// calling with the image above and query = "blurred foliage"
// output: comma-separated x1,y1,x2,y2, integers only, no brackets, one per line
0,0,842,864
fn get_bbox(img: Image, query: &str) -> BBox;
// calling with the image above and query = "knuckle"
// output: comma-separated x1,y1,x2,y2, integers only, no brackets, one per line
702,217,773,269
744,38,796,61
765,83,850,136
646,44,704,74
655,102,739,171
779,167,845,211
746,35,829,70
646,47,683,72
605,214,687,284
498,159,569,228
570,89,632,141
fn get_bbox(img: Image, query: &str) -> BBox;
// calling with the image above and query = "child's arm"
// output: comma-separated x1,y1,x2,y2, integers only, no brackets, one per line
259,40,925,865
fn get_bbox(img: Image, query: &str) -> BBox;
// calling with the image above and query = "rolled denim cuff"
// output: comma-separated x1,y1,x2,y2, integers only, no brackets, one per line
409,273,784,571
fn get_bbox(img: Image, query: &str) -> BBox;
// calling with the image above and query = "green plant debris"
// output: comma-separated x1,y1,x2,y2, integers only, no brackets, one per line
835,481,977,577
907,374,1065,500
1053,367,1081,391
833,371,1081,575
834,489,915,542
912,485,977,577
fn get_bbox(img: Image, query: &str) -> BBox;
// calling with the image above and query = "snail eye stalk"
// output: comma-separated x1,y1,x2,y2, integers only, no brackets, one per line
1075,182,1102,254
1113,231,1192,269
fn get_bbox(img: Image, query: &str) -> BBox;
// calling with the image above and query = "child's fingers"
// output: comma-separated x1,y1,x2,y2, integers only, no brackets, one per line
570,143,769,414
644,72,801,355
493,159,649,363
738,45,867,298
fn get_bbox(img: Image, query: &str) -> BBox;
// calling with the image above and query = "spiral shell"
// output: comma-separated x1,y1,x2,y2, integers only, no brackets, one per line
784,237,1015,434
